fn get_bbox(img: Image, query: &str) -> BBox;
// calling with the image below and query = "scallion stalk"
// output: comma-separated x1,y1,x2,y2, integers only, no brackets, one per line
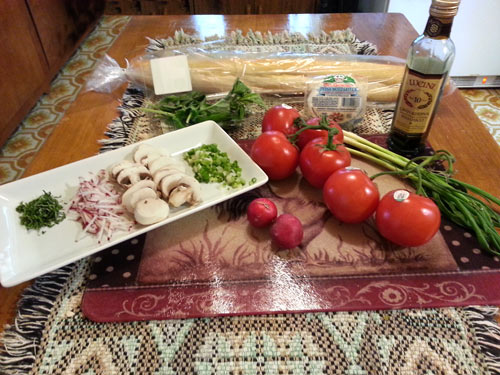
343,131,500,255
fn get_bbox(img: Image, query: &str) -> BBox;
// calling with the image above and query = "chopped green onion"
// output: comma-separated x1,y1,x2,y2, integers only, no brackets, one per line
184,144,247,189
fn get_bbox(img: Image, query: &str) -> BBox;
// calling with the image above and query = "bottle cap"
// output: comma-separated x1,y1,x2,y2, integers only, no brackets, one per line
430,0,460,17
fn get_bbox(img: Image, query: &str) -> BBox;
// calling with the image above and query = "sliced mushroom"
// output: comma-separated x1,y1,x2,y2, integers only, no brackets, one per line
167,175,202,207
116,165,151,188
168,185,193,207
109,160,135,179
127,187,158,213
148,156,186,174
134,198,169,225
179,175,201,203
133,144,168,165
159,172,185,199
152,167,185,186
140,152,162,167
121,180,156,211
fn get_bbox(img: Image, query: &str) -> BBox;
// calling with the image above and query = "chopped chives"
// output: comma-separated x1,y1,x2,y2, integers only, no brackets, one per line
184,144,251,189
16,191,66,232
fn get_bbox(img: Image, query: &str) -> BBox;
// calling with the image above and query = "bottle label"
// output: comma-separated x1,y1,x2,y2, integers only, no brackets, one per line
424,16,452,38
392,68,445,134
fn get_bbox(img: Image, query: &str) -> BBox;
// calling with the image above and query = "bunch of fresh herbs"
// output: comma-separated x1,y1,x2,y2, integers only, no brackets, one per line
142,79,265,129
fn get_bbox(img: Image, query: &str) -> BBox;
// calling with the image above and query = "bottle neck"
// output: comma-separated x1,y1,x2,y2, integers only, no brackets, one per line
423,15,454,38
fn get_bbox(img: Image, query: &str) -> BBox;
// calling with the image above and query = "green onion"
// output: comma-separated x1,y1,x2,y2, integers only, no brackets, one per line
16,191,66,232
343,131,500,255
184,144,248,189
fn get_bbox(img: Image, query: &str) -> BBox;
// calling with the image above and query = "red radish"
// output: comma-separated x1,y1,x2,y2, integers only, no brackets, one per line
247,198,278,227
270,214,303,249
67,169,134,243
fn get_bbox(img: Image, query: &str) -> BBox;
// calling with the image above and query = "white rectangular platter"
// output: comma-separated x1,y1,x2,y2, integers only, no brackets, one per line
0,121,268,287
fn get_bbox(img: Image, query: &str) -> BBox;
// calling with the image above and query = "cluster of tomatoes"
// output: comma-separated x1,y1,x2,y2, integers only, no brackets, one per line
249,104,441,248
250,105,349,185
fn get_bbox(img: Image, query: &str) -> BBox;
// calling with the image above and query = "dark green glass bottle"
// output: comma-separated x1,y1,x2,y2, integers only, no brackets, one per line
388,0,460,157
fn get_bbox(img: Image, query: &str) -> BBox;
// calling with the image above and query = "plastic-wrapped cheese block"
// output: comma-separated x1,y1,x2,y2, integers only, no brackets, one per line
305,74,367,131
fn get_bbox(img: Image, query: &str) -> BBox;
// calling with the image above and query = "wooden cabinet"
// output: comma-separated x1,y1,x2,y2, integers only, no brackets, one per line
0,0,49,147
104,0,316,14
104,0,388,15
193,0,249,14
0,0,103,148
105,0,193,15
253,0,316,14
193,0,317,14
27,0,105,78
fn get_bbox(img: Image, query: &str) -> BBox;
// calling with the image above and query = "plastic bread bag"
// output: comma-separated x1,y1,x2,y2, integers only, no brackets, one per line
85,48,406,104
84,54,131,94
84,52,159,96
143,49,404,102
305,74,368,131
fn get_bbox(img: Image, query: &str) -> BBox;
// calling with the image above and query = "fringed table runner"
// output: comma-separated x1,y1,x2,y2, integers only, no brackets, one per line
1,29,500,375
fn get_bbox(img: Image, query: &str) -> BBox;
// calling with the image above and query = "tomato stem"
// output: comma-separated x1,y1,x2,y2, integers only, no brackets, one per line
321,115,339,151
290,115,340,151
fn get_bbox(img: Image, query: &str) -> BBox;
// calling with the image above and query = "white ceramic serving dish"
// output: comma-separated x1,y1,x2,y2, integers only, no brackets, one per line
0,121,268,287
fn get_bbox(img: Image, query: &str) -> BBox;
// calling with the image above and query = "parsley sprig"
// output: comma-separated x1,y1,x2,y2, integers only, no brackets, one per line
142,79,265,129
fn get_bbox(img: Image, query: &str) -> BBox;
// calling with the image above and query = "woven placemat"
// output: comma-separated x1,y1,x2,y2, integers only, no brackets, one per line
2,29,500,375
3,259,500,375
100,88,394,152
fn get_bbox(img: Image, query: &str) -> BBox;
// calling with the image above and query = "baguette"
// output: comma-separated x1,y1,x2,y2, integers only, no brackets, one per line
127,56,404,102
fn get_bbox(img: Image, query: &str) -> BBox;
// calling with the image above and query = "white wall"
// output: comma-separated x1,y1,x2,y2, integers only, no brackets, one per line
388,0,500,77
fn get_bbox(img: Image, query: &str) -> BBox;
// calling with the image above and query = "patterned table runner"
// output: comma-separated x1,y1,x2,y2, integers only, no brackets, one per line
81,136,500,322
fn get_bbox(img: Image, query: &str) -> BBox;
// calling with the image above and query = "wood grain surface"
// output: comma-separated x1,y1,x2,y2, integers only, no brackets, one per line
1,14,499,331
0,0,49,147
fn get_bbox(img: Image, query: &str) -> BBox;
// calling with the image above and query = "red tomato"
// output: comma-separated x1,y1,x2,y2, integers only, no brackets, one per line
247,198,278,228
250,131,299,180
323,168,380,223
376,189,441,247
296,117,344,150
262,104,300,136
299,137,351,188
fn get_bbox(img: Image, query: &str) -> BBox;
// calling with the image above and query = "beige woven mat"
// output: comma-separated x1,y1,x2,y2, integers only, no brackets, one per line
126,94,393,145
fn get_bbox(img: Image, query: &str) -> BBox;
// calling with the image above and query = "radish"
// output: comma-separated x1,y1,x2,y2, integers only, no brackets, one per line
270,214,303,249
67,170,134,243
247,198,278,228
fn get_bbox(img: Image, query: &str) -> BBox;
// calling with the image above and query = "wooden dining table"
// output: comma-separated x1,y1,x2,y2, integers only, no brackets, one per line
1,13,499,331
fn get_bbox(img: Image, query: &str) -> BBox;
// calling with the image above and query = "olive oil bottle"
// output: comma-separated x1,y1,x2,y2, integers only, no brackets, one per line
388,0,460,157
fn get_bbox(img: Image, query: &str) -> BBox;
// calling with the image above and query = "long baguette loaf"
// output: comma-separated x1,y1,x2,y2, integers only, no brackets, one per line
189,57,404,84
127,56,404,102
